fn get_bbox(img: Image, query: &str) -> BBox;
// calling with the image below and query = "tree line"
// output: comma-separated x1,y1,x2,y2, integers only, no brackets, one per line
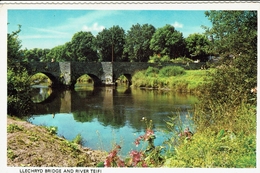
20,23,212,63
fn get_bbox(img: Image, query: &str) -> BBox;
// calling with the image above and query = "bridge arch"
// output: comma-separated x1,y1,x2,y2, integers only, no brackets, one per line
114,73,132,86
30,72,60,87
73,73,103,87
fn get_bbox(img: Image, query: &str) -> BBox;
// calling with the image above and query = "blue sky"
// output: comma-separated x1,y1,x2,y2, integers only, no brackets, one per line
8,10,212,50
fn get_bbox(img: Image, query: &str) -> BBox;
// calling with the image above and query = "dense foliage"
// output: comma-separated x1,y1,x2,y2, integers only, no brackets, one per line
123,23,156,62
21,23,211,63
185,33,211,61
149,24,187,59
7,25,33,116
96,25,126,62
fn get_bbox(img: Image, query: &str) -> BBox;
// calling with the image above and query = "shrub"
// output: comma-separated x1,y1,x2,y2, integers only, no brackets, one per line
8,66,33,117
145,67,159,77
159,66,186,77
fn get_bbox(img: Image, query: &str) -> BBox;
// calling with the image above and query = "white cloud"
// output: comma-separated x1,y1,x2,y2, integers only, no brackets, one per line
55,10,120,32
29,27,69,35
82,22,105,33
19,11,121,49
172,21,184,28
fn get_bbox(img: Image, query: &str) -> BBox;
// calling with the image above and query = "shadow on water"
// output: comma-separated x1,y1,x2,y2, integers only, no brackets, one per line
28,84,197,156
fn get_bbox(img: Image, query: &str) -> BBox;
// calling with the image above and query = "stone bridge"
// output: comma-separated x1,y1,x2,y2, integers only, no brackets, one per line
27,62,205,88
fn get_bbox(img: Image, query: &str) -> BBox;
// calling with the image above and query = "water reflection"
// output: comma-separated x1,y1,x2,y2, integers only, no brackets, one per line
31,85,53,103
28,85,197,156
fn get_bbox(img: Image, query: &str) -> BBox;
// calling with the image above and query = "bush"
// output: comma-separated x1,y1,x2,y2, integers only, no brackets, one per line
159,66,186,77
8,66,33,117
145,67,159,77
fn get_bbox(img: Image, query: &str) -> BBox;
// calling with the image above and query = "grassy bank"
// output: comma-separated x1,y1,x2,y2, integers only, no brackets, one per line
7,116,107,167
131,66,211,94
162,103,256,168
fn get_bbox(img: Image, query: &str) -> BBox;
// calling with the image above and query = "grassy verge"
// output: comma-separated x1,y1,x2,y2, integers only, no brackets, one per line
7,116,107,167
131,67,211,94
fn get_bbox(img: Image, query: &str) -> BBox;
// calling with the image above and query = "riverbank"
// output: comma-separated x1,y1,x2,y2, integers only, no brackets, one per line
7,116,107,167
131,68,211,94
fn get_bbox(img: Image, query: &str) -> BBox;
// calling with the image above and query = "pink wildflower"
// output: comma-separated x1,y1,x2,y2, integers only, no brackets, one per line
130,150,143,166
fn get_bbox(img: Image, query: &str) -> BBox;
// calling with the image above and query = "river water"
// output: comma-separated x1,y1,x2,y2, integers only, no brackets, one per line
28,84,197,157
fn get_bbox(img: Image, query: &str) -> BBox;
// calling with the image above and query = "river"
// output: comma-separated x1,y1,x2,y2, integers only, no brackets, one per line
28,84,198,157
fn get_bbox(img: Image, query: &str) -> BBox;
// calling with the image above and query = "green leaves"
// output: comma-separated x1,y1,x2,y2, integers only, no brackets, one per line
204,11,257,57
96,25,125,62
45,126,58,135
70,31,98,62
124,23,156,62
150,24,186,59
45,31,98,62
185,33,211,61
8,26,33,117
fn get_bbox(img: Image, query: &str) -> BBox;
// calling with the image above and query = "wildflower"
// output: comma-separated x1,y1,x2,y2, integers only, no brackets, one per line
130,150,143,166
104,144,123,167
144,129,155,141
179,127,193,139
134,136,143,147
184,127,193,139
116,159,125,167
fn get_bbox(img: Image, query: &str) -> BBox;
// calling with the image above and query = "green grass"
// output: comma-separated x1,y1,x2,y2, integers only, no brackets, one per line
132,67,211,93
161,92,256,168
7,124,24,133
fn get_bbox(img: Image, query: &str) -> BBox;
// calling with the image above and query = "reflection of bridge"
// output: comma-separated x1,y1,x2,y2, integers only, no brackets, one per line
30,87,194,130
30,87,131,115
27,62,205,88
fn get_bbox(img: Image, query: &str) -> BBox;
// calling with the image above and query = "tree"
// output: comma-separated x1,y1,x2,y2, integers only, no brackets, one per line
124,23,156,62
204,10,257,89
196,10,258,127
149,24,186,59
7,25,22,64
46,44,69,62
203,10,257,58
7,25,32,116
69,31,98,62
185,33,211,61
96,25,126,62
22,48,50,62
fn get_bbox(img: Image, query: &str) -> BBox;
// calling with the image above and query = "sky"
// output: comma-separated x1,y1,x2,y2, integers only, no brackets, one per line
7,10,212,50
